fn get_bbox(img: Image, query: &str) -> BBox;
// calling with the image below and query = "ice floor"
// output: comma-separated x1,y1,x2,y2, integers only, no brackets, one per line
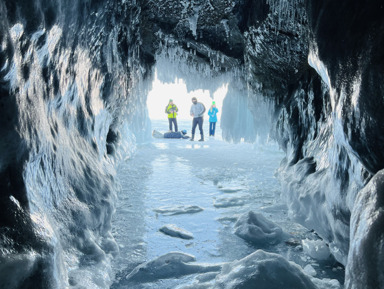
111,120,344,289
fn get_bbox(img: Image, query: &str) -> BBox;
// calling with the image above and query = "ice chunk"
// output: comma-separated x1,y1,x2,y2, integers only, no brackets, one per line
285,238,302,247
180,250,318,289
159,224,194,240
216,250,317,289
310,277,342,289
219,187,243,193
123,252,222,284
302,238,331,260
213,197,245,208
234,211,284,244
303,264,317,276
154,205,203,215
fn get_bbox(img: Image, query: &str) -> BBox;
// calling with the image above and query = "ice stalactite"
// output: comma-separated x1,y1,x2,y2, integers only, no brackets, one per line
221,81,274,144
154,31,274,144
266,0,306,29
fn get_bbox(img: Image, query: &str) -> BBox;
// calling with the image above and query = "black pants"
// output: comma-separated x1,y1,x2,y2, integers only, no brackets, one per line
168,118,178,132
192,117,203,137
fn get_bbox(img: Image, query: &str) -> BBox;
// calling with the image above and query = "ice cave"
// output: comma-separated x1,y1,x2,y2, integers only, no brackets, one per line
0,0,383,289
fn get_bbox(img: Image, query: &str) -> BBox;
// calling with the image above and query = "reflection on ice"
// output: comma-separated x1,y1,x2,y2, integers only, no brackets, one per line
185,144,210,149
153,142,170,150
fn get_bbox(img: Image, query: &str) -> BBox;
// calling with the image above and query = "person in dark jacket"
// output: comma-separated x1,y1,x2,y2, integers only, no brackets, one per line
165,99,178,132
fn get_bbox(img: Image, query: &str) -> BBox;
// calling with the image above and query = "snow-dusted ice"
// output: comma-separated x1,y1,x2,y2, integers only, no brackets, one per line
111,120,344,288
304,264,318,276
159,224,194,240
120,252,222,286
213,196,246,208
234,211,285,245
154,205,203,216
179,250,341,289
302,238,331,261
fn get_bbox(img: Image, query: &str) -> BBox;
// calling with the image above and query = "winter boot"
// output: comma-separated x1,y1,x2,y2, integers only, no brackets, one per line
198,135,204,141
190,134,194,141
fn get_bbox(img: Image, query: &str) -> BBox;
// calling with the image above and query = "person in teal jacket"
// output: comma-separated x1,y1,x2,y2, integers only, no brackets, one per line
208,101,219,136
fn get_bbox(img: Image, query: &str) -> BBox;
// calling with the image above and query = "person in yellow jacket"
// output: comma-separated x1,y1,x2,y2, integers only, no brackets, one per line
165,99,179,132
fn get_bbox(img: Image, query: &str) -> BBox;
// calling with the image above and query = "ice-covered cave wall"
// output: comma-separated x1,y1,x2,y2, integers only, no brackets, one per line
0,0,151,287
243,1,384,288
1,0,384,288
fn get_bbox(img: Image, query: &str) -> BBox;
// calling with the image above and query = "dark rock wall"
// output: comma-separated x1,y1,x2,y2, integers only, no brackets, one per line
307,0,384,175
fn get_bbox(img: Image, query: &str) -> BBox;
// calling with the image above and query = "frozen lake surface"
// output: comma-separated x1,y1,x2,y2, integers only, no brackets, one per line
111,120,344,288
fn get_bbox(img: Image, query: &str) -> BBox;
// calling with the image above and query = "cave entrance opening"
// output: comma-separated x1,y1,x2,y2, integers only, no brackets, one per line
146,68,228,140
